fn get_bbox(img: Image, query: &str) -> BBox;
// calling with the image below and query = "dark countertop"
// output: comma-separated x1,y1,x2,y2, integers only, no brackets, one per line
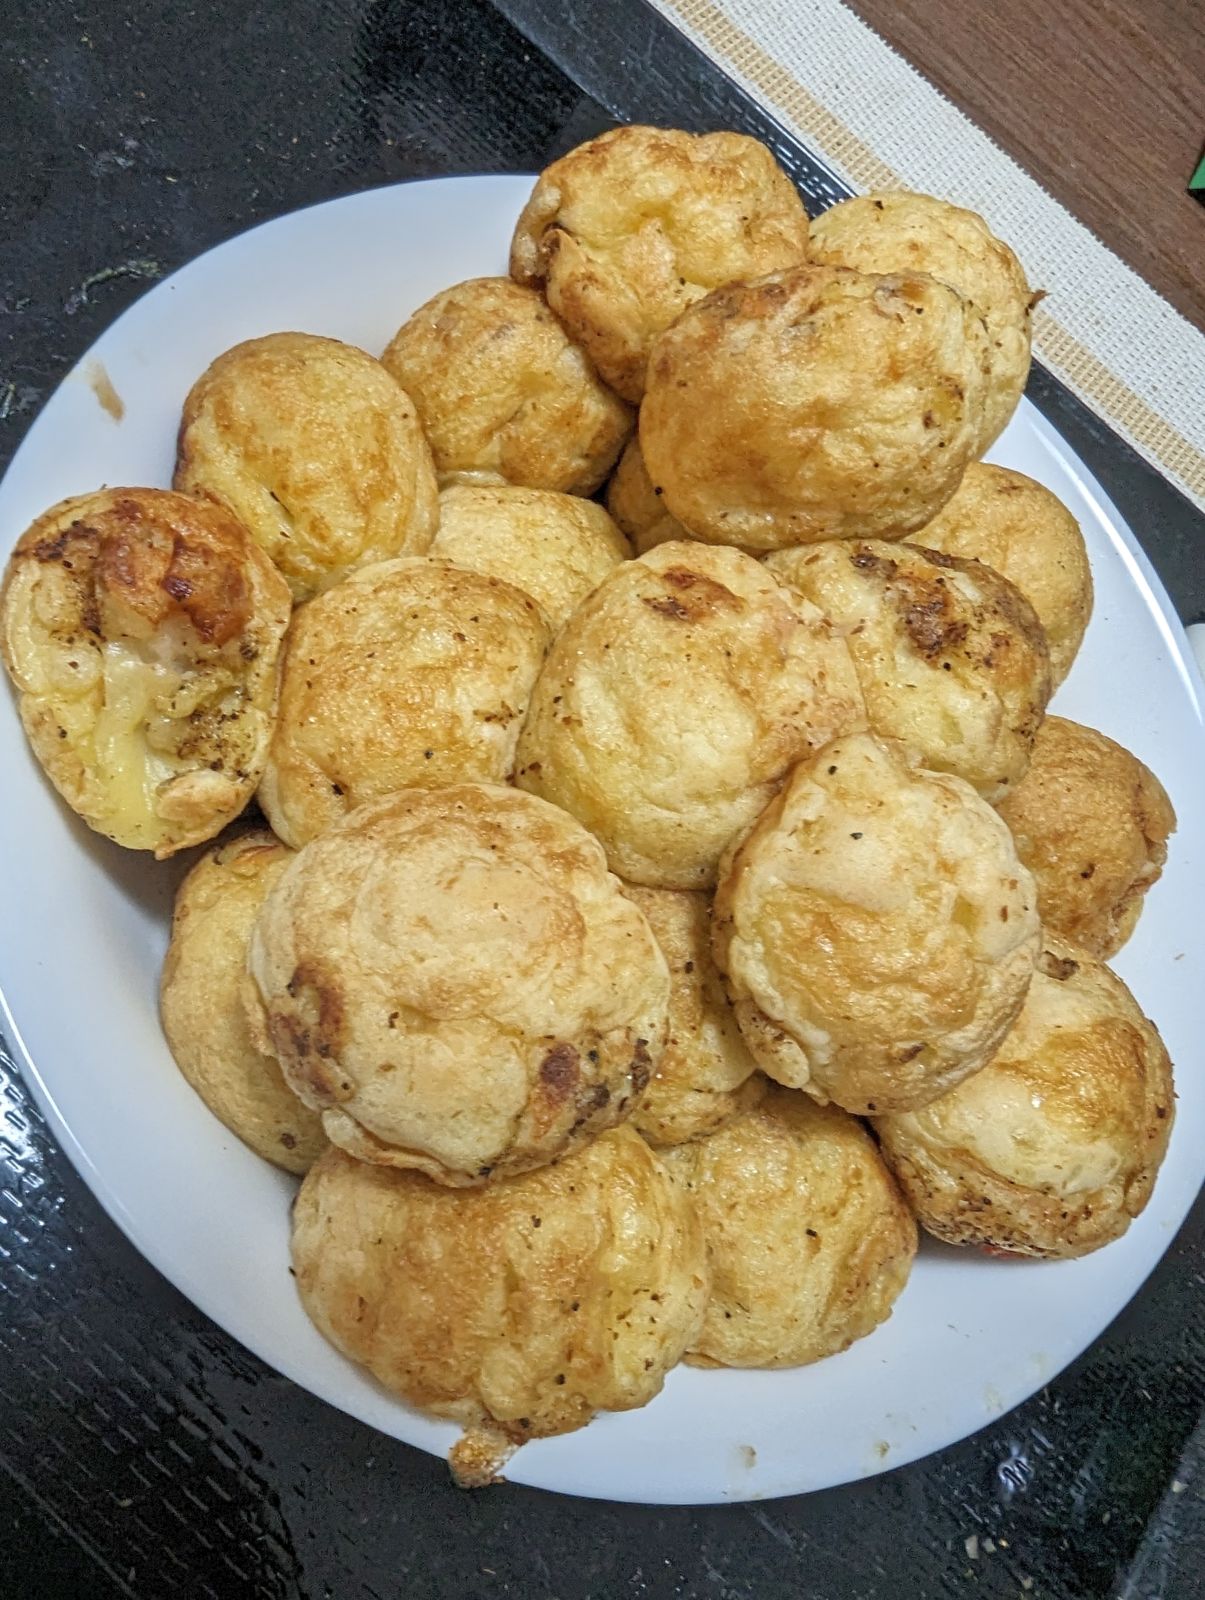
1,3,1202,1596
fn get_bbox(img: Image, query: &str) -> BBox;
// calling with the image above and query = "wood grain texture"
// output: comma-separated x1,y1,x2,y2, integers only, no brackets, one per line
847,0,1205,329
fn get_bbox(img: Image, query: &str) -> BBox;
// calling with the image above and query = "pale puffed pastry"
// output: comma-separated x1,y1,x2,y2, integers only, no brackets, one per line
160,829,325,1174
381,277,632,495
809,190,1033,452
712,732,1040,1114
429,483,631,630
514,541,866,890
914,462,1092,687
606,436,690,554
875,935,1174,1258
291,1129,707,1485
622,885,764,1146
175,332,438,601
996,716,1175,959
767,539,1052,802
258,557,550,849
0,488,291,856
248,783,670,1185
640,265,991,551
664,1087,916,1367
510,125,810,403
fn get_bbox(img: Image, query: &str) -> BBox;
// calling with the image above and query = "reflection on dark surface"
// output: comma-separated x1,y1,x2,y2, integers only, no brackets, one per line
355,0,582,174
0,0,1202,1595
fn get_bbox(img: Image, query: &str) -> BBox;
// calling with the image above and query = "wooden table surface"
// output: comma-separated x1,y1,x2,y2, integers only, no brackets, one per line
849,0,1205,330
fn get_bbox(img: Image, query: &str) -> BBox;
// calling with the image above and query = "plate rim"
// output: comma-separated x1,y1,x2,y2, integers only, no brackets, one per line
1,173,1203,1506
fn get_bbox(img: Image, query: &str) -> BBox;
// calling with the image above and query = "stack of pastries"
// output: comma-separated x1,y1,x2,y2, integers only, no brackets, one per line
0,125,1178,1486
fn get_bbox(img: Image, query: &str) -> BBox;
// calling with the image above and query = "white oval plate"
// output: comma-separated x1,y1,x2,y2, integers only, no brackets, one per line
1,176,1202,1506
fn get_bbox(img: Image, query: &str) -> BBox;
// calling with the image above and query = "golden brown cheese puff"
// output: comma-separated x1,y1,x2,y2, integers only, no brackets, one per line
622,886,764,1146
809,191,1033,452
767,540,1052,802
291,1130,708,1486
175,332,438,602
713,732,1040,1115
914,463,1092,687
996,716,1175,958
875,936,1174,1258
664,1088,916,1366
514,542,866,890
248,783,670,1185
0,488,291,857
429,484,631,631
510,125,810,404
606,436,690,554
640,266,991,551
160,830,325,1174
258,558,550,849
381,278,631,495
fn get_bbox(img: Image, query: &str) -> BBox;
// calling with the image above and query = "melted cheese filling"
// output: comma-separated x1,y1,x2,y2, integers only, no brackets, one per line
92,643,180,828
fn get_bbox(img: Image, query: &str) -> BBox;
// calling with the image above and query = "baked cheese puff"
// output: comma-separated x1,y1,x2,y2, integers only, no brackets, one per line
258,558,550,849
640,266,991,550
510,125,810,403
429,484,631,630
767,540,1052,802
996,716,1175,959
514,542,866,890
915,463,1092,687
0,488,291,857
664,1087,916,1367
291,1130,707,1486
622,886,764,1146
160,829,325,1174
175,332,438,601
248,784,670,1185
875,936,1174,1258
606,436,690,554
809,191,1033,452
381,278,632,495
713,733,1040,1115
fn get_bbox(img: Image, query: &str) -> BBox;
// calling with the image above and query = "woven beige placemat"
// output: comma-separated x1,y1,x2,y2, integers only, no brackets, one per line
651,0,1205,513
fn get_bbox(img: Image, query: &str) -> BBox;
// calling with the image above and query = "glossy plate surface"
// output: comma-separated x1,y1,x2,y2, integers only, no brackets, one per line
0,176,1201,1504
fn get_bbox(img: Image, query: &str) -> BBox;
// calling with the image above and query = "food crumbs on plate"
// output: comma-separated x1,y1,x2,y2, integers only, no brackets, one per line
874,1440,890,1459
86,359,125,421
739,1444,757,1468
